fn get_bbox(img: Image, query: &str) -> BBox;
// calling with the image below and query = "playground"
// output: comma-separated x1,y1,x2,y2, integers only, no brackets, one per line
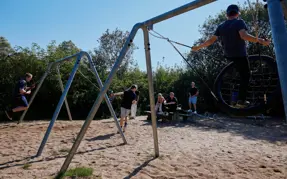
1,0,287,178
0,116,286,178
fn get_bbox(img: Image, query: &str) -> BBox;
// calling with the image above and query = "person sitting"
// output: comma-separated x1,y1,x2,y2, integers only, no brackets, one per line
155,93,166,118
5,73,35,120
164,92,178,113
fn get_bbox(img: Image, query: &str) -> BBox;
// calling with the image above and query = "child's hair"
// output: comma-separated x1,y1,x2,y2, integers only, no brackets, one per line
130,84,137,89
227,11,238,17
25,73,33,78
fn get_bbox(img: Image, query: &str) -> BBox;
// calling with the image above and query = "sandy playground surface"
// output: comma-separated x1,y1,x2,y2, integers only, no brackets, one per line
0,115,287,179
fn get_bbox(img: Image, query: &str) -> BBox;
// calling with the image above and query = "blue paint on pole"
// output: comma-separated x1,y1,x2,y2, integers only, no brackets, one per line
36,52,83,157
267,0,287,122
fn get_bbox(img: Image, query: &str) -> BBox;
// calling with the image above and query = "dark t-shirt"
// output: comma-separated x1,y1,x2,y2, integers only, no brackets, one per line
109,95,115,103
214,19,248,58
189,87,198,96
165,96,178,110
14,79,27,97
121,90,136,109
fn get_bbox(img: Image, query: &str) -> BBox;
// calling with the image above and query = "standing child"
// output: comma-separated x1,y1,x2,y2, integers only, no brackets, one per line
188,82,199,113
120,85,137,132
192,4,270,107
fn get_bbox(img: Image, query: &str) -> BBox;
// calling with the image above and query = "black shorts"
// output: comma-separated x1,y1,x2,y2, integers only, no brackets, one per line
13,96,28,108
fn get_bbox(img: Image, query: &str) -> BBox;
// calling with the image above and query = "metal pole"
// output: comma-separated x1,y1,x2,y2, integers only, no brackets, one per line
18,63,53,124
83,53,127,144
267,0,287,122
59,24,141,174
53,52,81,64
56,65,73,121
143,0,216,26
36,52,83,157
142,26,159,157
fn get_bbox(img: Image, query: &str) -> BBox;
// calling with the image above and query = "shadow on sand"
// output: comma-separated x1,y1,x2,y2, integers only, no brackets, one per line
142,115,287,143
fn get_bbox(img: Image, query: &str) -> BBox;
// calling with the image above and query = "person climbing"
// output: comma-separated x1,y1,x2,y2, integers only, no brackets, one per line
119,84,137,132
188,82,199,113
191,4,270,107
5,73,35,120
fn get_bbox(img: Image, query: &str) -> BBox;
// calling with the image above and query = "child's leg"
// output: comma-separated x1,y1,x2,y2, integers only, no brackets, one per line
192,97,197,112
130,104,135,118
123,111,129,132
120,107,126,127
12,106,28,112
5,96,28,120
12,96,29,112
188,97,192,112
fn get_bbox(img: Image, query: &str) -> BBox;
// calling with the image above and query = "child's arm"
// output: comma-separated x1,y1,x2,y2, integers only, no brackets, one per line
114,92,124,96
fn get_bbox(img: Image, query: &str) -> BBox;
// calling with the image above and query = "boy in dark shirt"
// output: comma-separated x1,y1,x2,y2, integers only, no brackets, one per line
188,82,199,113
192,4,270,107
120,85,137,132
164,92,178,112
5,73,34,120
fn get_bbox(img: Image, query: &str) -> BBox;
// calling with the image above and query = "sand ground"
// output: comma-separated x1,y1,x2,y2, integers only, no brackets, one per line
0,115,287,179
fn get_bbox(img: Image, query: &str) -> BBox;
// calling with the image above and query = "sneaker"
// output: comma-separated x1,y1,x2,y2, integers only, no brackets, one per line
231,101,237,106
5,108,13,120
123,122,128,132
188,109,192,113
194,111,197,114
236,100,250,108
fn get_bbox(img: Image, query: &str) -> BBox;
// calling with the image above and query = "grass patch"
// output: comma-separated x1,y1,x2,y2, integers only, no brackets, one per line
23,163,32,170
59,148,70,153
55,167,93,179
51,150,59,156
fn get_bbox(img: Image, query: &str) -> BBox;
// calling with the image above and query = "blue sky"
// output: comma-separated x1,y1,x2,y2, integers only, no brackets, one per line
1,0,253,71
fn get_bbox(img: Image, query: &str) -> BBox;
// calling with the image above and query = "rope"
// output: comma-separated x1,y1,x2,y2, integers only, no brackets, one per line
149,30,223,64
77,68,100,90
62,60,100,90
148,28,218,101
246,0,260,39
246,0,268,104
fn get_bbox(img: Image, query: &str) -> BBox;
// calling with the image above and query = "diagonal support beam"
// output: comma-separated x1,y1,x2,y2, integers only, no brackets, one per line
83,53,127,144
56,65,73,121
36,52,83,157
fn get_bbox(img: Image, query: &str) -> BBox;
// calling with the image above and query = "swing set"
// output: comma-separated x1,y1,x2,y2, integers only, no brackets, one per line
55,0,287,175
6,0,287,176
